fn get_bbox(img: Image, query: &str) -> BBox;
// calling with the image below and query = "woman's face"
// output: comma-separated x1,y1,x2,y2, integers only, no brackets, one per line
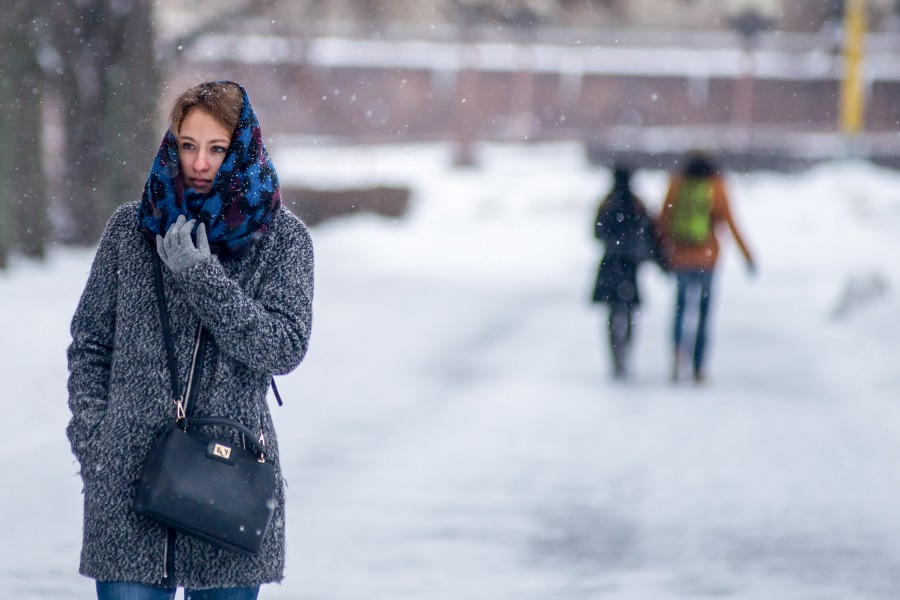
177,109,231,194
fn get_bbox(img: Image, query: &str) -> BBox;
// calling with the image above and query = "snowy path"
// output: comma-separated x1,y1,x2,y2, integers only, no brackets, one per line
2,143,900,599
270,195,900,599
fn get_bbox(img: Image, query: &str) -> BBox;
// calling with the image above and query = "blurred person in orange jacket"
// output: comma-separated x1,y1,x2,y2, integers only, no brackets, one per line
657,151,755,383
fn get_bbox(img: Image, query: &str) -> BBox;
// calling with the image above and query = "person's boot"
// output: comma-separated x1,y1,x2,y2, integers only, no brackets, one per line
609,319,629,380
671,351,681,382
612,346,628,379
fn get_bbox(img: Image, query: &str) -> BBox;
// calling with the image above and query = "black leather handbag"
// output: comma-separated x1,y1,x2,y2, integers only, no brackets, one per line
133,253,277,556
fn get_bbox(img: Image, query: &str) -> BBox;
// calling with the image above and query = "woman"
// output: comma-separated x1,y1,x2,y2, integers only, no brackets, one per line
657,151,754,383
591,165,659,379
66,81,314,599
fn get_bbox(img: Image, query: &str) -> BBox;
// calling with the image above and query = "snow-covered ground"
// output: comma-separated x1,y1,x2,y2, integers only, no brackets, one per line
3,141,900,599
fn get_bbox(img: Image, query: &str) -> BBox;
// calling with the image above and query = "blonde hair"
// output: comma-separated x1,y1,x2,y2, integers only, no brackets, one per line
168,81,243,136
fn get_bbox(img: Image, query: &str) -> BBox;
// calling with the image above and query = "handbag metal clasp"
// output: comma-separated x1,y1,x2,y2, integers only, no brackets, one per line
257,432,266,463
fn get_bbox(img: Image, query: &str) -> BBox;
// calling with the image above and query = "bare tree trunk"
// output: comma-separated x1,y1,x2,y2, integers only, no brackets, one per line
101,0,160,220
51,0,159,246
0,101,8,267
52,1,114,245
0,12,12,268
11,71,49,259
0,1,49,263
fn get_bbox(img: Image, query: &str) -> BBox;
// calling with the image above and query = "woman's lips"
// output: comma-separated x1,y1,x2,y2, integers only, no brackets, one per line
191,178,212,190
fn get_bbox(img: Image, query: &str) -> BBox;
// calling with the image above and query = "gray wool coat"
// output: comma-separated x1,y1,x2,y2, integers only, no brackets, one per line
66,201,314,588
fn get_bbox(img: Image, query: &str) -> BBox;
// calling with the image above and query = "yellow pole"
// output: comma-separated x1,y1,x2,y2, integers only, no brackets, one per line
840,0,867,134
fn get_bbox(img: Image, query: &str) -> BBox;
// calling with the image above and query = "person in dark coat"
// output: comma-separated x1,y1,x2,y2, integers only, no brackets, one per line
66,81,314,599
591,165,659,378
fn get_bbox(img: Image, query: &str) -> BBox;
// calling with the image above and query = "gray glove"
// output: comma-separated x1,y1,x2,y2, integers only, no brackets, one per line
156,214,210,274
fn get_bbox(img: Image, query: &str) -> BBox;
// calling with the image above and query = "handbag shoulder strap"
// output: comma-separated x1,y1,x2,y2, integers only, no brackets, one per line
152,252,182,405
152,252,207,419
152,252,283,412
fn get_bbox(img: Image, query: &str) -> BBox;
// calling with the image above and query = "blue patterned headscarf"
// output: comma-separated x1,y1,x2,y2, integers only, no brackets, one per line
137,82,281,258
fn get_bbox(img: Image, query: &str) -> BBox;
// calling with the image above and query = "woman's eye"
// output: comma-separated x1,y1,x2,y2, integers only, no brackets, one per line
180,142,195,151
213,145,228,153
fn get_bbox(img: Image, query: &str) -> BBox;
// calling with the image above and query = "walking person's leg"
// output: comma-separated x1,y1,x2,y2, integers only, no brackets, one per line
672,271,690,381
623,304,635,348
608,302,630,378
622,303,636,376
692,270,715,382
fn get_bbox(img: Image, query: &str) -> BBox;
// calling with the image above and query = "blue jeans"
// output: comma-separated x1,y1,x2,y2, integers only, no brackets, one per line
96,581,260,600
673,269,714,374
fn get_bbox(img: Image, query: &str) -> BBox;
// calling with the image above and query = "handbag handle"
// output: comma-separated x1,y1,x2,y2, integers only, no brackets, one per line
184,416,269,458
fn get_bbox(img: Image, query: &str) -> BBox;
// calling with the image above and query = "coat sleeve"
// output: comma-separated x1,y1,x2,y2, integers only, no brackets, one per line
594,198,611,241
172,214,314,376
66,207,126,469
635,198,663,266
656,176,680,261
713,177,755,265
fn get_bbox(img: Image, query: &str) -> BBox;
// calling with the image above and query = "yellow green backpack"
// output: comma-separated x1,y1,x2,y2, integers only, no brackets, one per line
670,178,713,244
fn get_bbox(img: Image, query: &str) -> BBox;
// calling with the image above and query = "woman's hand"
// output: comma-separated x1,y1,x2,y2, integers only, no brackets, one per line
156,214,211,274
